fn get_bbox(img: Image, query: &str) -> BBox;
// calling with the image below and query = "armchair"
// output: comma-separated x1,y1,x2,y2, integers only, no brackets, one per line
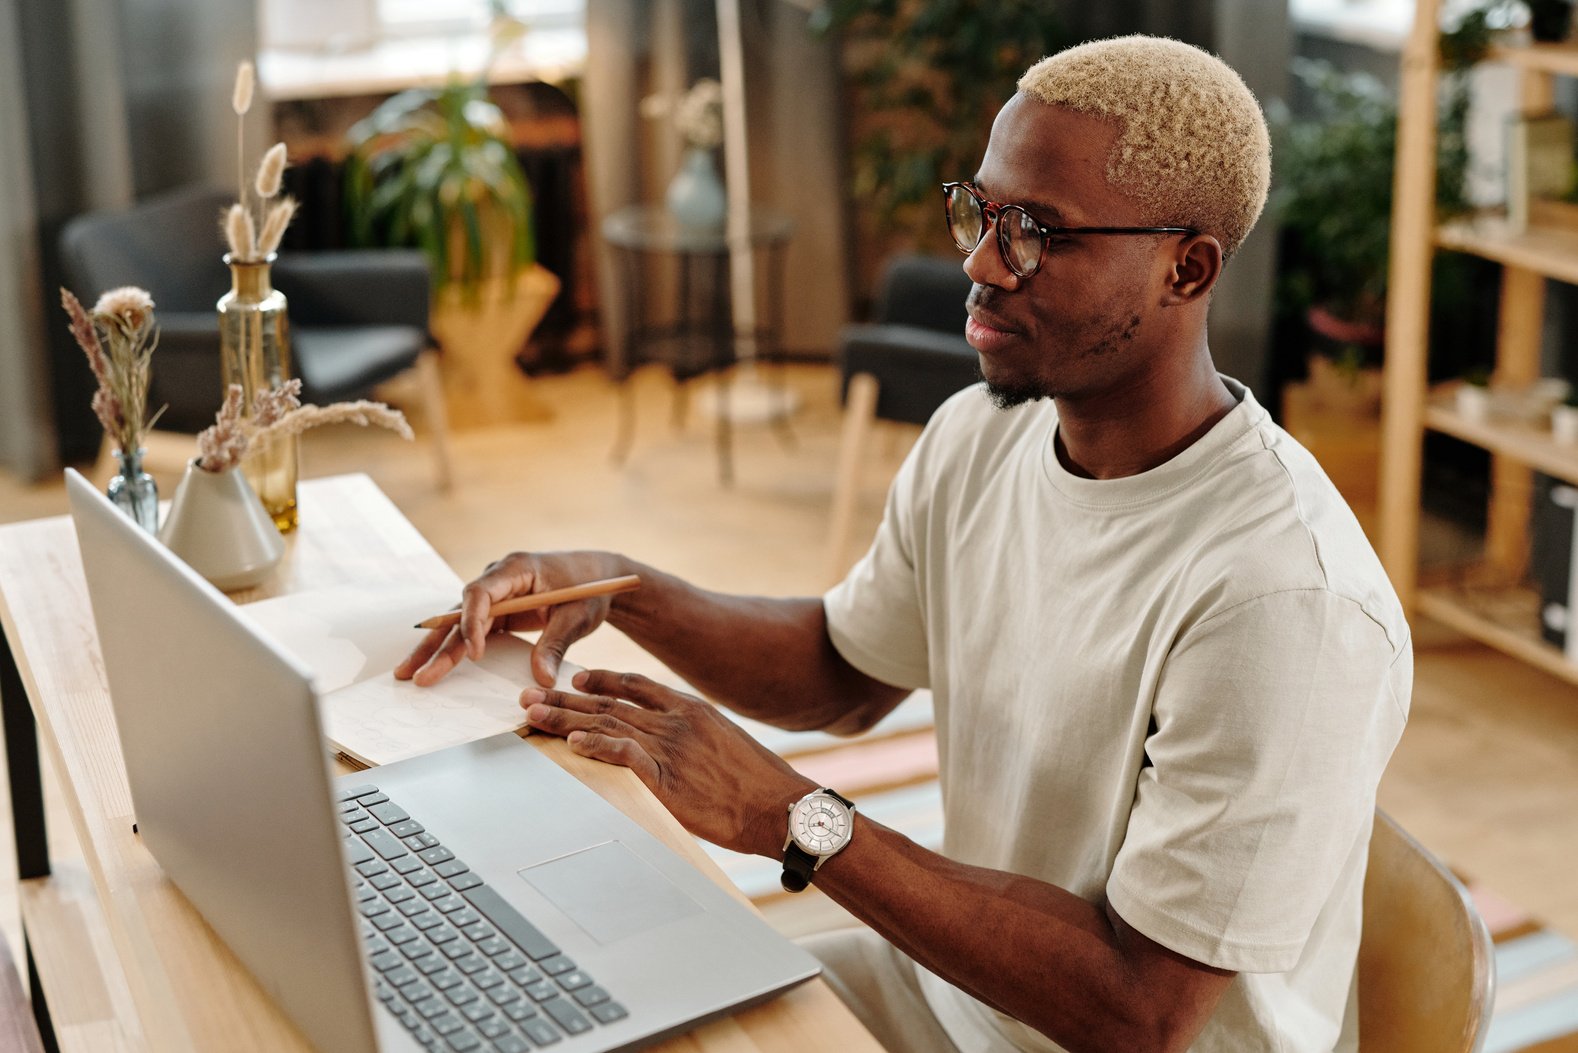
59,185,451,488
827,255,978,580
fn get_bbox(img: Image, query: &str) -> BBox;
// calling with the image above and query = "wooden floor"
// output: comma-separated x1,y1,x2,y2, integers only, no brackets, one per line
2,360,1576,977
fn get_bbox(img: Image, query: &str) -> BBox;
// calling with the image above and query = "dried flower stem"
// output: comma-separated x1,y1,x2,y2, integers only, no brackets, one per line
195,381,411,473
61,286,163,453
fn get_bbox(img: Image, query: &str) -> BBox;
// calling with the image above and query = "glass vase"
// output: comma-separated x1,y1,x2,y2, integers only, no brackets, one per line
106,447,158,534
218,253,298,533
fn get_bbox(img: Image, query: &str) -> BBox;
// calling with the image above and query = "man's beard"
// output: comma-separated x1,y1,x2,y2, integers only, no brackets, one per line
978,364,1050,411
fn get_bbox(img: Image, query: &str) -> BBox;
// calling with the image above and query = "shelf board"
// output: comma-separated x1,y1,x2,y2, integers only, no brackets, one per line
1487,42,1578,77
1436,215,1578,285
1424,398,1578,485
1416,582,1578,687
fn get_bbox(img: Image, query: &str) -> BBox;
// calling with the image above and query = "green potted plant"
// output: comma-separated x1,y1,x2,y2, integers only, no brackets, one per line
1271,54,1473,414
342,12,559,422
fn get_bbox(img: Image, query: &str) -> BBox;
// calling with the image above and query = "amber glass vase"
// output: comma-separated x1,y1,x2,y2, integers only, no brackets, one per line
218,253,298,532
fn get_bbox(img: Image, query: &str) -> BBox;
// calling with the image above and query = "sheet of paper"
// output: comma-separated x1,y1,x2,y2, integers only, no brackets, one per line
323,639,583,767
240,582,462,693
240,581,582,766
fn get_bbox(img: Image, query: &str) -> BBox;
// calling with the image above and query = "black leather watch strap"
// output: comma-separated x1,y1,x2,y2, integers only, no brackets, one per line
780,844,818,894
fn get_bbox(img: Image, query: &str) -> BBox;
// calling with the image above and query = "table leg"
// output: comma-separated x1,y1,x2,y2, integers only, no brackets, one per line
764,241,796,451
3,624,57,1050
1,625,48,879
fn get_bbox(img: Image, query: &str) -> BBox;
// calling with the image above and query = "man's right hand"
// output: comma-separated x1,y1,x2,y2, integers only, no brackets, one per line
394,551,633,688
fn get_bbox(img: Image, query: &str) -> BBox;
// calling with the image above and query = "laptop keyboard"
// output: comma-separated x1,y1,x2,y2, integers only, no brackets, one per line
339,783,629,1051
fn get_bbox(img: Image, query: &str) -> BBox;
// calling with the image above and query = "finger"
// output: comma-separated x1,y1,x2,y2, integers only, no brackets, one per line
532,605,595,687
520,685,659,730
459,559,537,662
567,730,660,785
523,696,646,742
575,669,686,711
394,625,451,681
411,626,469,687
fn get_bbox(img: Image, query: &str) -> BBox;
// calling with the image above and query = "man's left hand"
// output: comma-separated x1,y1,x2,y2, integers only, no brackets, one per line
521,670,816,858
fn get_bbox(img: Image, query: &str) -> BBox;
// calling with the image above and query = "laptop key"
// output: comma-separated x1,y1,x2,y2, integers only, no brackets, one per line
429,925,460,945
449,873,483,892
589,1002,628,1025
485,986,520,1006
493,1035,530,1053
541,997,592,1035
356,860,389,879
477,1018,509,1040
363,828,408,860
386,965,418,988
431,1012,465,1036
359,899,391,918
435,859,470,879
372,913,405,933
430,968,463,990
391,856,423,875
506,965,541,987
446,986,480,1007
361,792,390,806
420,846,455,865
370,802,410,824
502,1001,537,1022
456,955,488,975
493,951,526,973
537,956,575,977
400,940,437,962
387,925,420,945
413,913,444,932
524,980,556,1003
571,986,608,1008
408,870,440,889
460,922,491,941
351,817,379,834
419,956,452,977
423,884,456,902
520,1019,560,1046
477,937,509,957
445,1030,482,1052
400,899,432,918
371,872,402,891
463,887,560,961
473,969,504,990
391,819,425,838
387,886,418,905
338,784,380,801
449,908,481,928
443,942,474,961
554,971,592,992
345,840,376,865
417,996,450,1020
407,832,441,850
370,950,403,972
461,1002,494,1023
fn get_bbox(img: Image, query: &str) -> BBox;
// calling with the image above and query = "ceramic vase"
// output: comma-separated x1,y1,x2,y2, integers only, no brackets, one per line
159,461,285,591
107,447,159,534
219,253,299,532
665,146,726,230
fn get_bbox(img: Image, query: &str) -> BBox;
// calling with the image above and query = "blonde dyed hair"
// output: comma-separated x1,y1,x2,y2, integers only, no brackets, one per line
1017,35,1270,259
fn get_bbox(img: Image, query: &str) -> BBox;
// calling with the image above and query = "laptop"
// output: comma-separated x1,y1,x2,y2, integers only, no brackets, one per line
65,469,819,1053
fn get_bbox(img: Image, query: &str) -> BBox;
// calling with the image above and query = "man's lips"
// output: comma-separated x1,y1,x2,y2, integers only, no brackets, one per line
965,312,1020,351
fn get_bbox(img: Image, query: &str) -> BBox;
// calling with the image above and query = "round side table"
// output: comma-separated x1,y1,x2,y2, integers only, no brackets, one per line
601,205,794,485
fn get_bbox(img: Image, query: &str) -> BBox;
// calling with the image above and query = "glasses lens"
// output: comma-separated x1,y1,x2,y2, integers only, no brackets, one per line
946,187,984,254
1002,208,1042,275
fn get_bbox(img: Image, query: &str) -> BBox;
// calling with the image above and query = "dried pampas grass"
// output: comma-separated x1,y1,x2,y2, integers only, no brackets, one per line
223,203,257,260
195,380,411,473
232,61,254,116
61,286,164,454
255,142,287,199
225,64,297,262
257,197,298,257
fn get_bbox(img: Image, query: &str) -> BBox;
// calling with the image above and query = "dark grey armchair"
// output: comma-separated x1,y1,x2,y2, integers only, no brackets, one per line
828,255,979,578
59,185,451,487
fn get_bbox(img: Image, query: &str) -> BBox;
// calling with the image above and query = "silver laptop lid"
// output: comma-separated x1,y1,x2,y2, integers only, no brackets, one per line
66,469,379,1053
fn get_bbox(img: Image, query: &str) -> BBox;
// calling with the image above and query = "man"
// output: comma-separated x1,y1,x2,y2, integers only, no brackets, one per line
399,35,1409,1053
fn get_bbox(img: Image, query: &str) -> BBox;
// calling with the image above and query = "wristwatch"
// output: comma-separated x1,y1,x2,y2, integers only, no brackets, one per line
781,787,856,893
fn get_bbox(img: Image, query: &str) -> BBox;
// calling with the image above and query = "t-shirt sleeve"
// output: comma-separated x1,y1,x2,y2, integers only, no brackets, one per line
822,441,932,691
1106,588,1410,973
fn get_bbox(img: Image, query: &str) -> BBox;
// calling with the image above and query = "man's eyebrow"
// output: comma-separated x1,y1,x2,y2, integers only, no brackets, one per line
969,174,1066,223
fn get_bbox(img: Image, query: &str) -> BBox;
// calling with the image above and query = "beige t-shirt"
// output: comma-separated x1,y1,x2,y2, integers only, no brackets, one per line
823,378,1411,1053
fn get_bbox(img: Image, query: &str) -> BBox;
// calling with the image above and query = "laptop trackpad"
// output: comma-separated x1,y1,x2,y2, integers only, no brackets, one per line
519,841,704,945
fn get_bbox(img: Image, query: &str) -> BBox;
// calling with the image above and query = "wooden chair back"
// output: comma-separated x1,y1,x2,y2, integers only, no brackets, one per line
1359,810,1495,1053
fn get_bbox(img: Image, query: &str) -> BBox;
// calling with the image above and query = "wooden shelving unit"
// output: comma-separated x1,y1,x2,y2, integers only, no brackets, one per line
1380,3,1578,679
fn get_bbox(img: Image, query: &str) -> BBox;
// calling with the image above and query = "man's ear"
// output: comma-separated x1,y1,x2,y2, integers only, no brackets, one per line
1163,234,1223,306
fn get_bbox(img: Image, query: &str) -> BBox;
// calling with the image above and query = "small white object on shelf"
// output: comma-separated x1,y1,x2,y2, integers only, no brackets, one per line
1554,404,1578,443
1457,383,1492,420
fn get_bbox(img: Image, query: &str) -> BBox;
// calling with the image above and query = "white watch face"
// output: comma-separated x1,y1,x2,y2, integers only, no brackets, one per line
789,793,853,857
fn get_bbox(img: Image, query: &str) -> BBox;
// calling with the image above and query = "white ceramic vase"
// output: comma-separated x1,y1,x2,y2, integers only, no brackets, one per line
665,146,726,229
159,461,285,591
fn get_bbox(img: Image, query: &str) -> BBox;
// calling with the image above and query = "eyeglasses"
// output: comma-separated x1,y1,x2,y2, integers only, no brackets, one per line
941,182,1197,278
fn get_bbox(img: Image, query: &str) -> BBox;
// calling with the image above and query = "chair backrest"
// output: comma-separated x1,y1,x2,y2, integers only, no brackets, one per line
872,255,972,334
1358,810,1495,1053
59,185,233,311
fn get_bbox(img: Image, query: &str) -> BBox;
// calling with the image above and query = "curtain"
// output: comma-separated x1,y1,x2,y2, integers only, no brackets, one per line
583,0,850,375
0,0,261,477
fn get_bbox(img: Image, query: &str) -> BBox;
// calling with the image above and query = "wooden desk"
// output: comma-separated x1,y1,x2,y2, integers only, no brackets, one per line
0,474,879,1052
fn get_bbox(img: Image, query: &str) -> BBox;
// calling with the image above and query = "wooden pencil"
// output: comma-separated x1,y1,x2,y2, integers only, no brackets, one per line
413,574,643,630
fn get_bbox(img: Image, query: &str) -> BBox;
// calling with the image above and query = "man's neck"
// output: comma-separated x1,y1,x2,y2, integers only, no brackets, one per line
1053,352,1238,481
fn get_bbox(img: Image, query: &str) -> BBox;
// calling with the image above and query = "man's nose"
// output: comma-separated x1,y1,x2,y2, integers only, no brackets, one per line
961,221,1021,291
